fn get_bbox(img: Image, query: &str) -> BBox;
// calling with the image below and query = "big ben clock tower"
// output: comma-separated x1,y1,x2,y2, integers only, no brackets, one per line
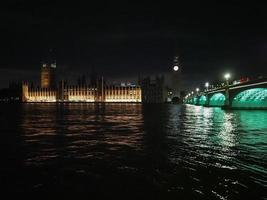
171,56,183,99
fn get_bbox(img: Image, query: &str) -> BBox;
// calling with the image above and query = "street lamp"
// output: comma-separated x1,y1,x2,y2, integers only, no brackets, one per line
205,82,209,91
224,73,231,107
196,88,199,92
224,73,231,86
224,73,230,81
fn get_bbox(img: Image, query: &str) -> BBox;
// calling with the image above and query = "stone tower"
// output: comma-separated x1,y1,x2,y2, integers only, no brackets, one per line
171,56,183,98
41,63,56,88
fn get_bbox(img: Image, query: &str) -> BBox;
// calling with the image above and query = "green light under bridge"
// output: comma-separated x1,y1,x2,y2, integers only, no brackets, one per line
199,95,207,105
193,97,198,104
209,93,225,106
232,88,267,108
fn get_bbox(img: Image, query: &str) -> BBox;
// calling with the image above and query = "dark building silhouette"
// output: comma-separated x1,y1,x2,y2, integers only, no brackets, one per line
171,56,183,98
77,75,87,87
0,81,22,102
90,68,97,87
141,76,168,103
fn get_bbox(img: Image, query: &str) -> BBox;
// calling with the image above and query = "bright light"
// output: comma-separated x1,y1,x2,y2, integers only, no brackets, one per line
196,88,199,92
191,91,194,94
205,82,209,88
173,66,179,71
224,73,231,80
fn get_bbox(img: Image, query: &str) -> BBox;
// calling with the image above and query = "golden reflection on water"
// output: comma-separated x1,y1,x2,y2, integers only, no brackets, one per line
20,103,144,165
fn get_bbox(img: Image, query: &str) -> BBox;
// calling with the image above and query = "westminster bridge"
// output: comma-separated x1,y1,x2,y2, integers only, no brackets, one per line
184,77,267,109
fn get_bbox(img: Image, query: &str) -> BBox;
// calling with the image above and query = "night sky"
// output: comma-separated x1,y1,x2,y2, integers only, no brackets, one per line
1,1,267,89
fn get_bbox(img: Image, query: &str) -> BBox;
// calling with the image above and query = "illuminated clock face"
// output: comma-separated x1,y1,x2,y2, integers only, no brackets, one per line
173,66,179,71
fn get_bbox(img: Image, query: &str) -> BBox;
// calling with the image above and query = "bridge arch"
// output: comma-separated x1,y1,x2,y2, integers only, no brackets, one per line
199,95,207,105
232,88,267,109
193,97,198,105
187,98,194,104
209,93,225,106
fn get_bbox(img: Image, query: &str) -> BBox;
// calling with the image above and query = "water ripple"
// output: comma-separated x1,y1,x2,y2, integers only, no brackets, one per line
0,103,266,199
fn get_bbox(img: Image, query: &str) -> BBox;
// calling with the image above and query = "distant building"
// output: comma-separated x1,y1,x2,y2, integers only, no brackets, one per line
171,56,183,98
90,68,97,87
0,82,22,102
22,82,141,103
140,76,168,103
40,63,56,88
77,75,87,87
22,65,141,103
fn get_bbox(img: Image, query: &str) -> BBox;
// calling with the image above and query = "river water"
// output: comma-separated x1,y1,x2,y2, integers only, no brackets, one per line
0,103,266,199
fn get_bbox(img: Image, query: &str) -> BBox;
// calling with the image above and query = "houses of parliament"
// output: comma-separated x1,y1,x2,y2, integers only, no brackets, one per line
22,63,142,103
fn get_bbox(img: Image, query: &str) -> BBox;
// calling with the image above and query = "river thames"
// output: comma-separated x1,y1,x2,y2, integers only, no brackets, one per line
0,103,266,199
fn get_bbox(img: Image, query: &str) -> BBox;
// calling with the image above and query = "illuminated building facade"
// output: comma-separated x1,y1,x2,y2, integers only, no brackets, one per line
22,83,141,103
22,66,141,102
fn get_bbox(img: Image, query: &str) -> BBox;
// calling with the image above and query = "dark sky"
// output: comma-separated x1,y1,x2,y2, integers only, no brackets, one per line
1,1,267,89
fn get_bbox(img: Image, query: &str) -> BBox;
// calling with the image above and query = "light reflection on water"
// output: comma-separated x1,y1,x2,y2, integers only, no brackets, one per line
20,103,144,165
0,103,266,199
